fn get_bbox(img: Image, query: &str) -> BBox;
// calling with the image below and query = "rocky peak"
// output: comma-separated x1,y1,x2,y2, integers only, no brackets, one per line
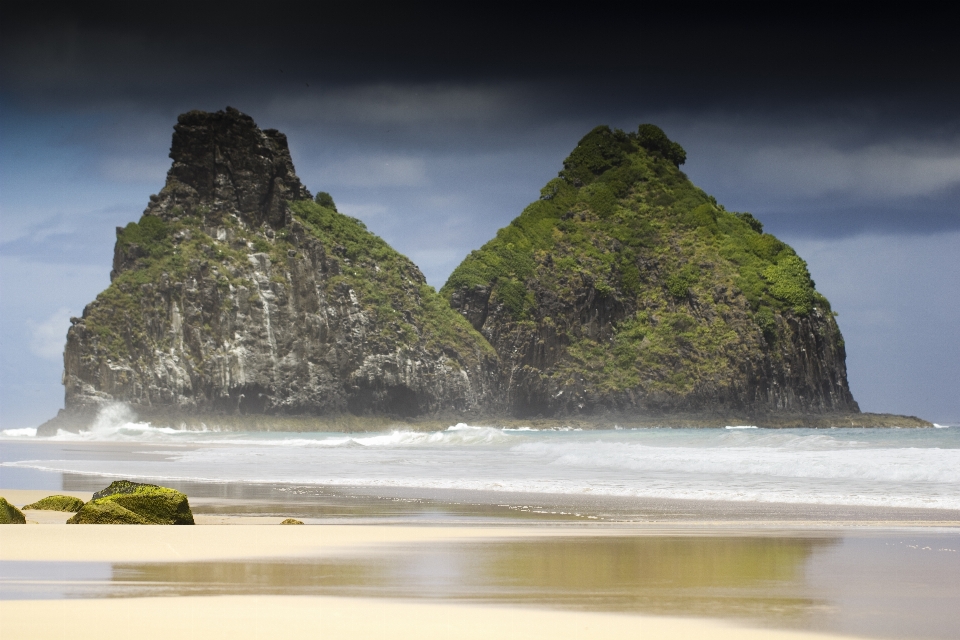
147,106,311,228
443,123,859,418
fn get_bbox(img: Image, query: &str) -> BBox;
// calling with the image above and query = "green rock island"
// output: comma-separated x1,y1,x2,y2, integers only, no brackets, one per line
38,108,928,433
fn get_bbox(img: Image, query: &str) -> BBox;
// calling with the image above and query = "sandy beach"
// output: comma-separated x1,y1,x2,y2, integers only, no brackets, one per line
5,595,866,640
3,484,960,640
3,428,959,639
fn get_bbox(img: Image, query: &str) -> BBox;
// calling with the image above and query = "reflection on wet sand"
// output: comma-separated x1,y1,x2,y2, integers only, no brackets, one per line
4,528,958,639
475,536,832,620
111,536,834,624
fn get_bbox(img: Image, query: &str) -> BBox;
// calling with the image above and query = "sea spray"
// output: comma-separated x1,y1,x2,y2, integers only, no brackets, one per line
3,426,958,510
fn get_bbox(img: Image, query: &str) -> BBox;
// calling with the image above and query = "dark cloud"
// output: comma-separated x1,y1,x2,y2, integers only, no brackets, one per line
2,3,960,424
4,3,959,108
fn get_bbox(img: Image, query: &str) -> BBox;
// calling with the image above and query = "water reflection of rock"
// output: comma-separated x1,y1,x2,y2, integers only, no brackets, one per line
111,535,839,624
472,536,839,621
481,536,832,588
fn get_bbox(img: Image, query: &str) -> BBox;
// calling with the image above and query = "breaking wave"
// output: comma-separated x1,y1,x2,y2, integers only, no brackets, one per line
4,407,959,510
0,427,37,438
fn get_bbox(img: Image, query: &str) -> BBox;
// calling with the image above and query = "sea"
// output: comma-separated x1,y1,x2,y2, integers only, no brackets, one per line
2,406,958,511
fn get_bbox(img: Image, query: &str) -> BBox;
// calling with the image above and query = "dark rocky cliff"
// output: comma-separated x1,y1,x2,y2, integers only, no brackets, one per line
43,108,497,433
40,113,887,434
442,125,860,419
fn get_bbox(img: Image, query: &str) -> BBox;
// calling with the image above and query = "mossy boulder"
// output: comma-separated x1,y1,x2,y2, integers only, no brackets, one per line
0,497,26,524
280,518,304,525
22,495,86,512
67,500,150,524
67,480,194,525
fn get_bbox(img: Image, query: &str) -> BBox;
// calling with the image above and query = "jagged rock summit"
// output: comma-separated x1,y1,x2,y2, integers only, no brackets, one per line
41,111,925,433
41,107,497,434
442,124,860,419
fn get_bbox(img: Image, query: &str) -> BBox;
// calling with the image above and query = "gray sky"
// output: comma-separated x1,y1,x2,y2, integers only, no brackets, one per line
2,4,958,426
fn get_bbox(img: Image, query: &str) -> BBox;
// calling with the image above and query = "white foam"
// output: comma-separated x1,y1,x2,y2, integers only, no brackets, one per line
0,427,37,438
46,403,213,442
7,419,959,511
725,425,758,429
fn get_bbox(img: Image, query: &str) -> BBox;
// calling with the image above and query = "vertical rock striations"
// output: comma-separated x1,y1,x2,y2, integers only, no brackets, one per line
41,114,868,433
45,108,497,433
442,125,859,419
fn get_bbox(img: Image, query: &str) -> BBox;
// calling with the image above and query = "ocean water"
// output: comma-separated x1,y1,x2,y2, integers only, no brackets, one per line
2,408,958,510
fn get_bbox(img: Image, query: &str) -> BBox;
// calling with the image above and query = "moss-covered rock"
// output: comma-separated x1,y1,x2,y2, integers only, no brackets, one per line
67,500,150,524
42,107,498,435
68,480,194,525
0,497,26,524
280,518,304,525
92,479,154,500
443,123,859,418
22,495,86,512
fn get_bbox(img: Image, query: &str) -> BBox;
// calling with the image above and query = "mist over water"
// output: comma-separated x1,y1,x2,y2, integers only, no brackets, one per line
2,408,958,510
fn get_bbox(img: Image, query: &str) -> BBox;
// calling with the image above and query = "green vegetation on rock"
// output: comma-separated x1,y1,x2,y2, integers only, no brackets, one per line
280,518,304,525
0,497,26,524
68,481,194,525
314,191,337,211
22,495,85,512
58,107,499,425
443,123,856,415
444,124,820,324
67,500,150,524
52,108,858,426
289,199,493,362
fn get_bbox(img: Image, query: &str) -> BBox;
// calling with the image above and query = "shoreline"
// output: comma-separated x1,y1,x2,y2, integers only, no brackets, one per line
3,485,958,640
36,408,933,435
4,482,959,557
9,484,960,529
43,478,960,527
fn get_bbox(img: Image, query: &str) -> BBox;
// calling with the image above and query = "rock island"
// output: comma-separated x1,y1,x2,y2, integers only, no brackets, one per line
39,108,928,433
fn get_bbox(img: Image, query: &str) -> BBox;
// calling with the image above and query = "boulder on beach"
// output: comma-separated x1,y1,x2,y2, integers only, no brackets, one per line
67,500,150,524
280,518,304,525
68,480,194,525
22,495,86,512
0,497,26,524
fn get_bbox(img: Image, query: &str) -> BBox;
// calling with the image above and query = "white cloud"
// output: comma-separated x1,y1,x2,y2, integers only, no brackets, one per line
743,142,960,199
663,113,960,202
320,155,428,188
28,307,74,360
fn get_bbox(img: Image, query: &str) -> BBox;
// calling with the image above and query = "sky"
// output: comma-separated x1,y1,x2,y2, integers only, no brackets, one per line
1,4,958,427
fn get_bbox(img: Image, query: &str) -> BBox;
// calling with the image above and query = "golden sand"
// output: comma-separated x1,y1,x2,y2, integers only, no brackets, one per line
2,595,863,640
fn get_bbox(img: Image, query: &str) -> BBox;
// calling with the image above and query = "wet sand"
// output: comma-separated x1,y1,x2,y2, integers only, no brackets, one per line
2,485,959,639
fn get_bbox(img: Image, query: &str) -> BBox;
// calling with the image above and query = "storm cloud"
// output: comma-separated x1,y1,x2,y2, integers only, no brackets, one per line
2,3,958,425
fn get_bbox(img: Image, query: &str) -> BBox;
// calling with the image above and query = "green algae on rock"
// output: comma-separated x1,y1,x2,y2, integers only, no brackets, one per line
0,497,26,524
37,111,903,429
42,107,497,434
67,500,150,525
280,518,305,525
22,495,85,512
442,124,859,418
68,480,194,525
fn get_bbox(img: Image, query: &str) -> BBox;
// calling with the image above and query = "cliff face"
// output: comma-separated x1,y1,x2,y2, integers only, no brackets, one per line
442,125,859,417
54,108,497,430
44,113,862,433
